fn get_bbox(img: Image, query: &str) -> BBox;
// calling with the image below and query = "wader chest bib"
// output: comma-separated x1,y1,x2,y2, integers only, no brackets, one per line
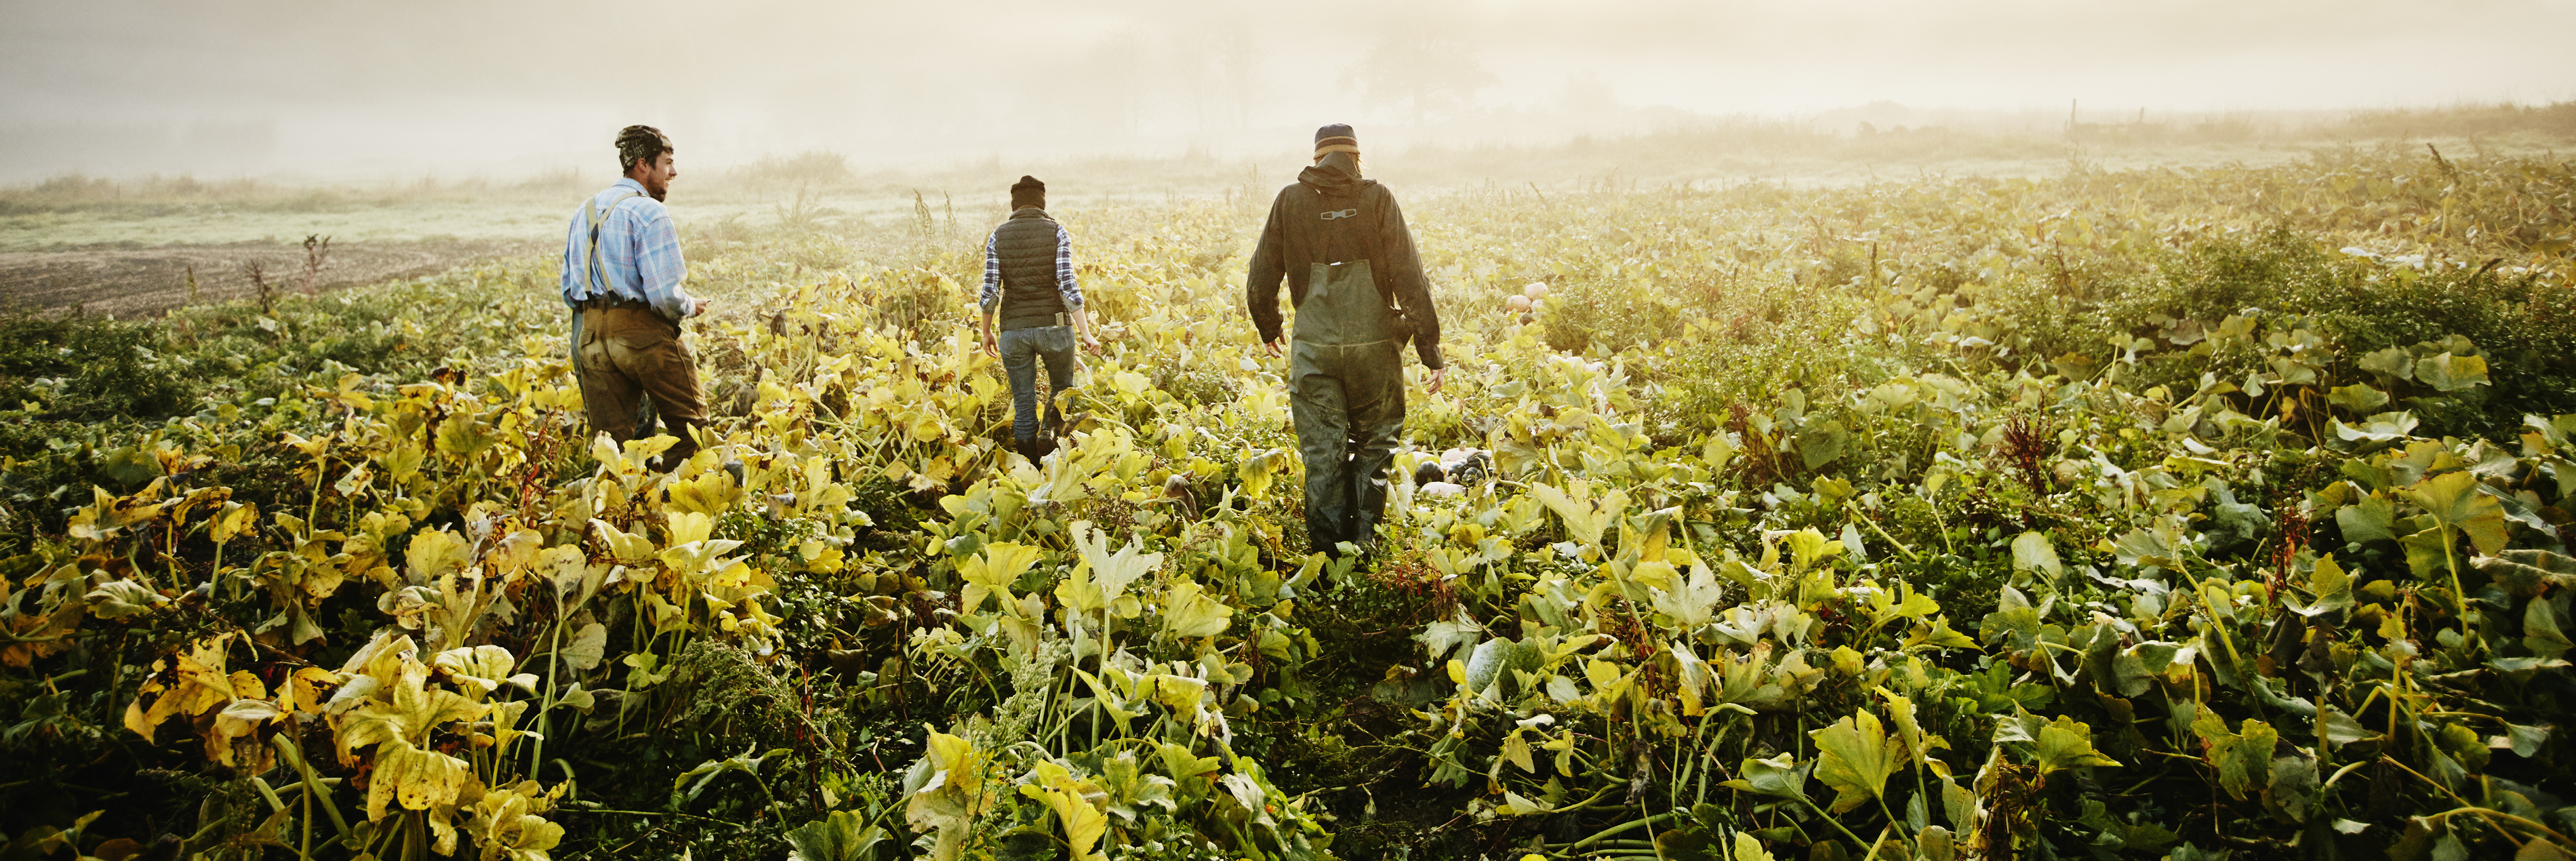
1293,260,1398,346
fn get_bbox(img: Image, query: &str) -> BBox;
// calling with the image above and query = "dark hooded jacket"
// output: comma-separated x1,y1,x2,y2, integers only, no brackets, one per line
1245,161,1444,369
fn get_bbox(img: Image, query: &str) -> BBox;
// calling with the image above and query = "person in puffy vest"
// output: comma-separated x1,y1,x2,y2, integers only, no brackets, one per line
978,176,1099,459
1245,124,1447,558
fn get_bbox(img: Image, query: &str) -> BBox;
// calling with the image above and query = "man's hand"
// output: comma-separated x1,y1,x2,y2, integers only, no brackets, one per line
1081,334,1101,355
980,329,999,358
690,297,711,317
1426,365,1447,395
1263,338,1283,359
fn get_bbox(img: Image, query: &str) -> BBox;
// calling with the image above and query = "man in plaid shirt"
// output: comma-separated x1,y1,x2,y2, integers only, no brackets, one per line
561,125,711,470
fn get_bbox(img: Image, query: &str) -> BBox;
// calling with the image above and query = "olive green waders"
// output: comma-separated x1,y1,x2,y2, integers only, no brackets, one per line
1289,260,1406,556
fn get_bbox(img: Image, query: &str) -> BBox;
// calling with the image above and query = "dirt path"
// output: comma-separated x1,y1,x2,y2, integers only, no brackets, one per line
0,239,547,317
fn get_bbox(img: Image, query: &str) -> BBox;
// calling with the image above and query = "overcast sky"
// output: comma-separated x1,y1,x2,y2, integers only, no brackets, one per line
2,0,2570,181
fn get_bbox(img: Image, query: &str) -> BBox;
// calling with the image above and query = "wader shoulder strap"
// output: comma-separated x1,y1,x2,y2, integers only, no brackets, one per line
583,190,646,298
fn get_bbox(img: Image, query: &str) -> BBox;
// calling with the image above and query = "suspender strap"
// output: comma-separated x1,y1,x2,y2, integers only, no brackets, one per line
583,190,645,300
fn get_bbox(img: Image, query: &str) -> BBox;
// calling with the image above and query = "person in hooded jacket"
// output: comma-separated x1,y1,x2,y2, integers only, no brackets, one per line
1246,124,1446,557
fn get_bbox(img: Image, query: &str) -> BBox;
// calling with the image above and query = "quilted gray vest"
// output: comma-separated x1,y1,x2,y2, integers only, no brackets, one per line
994,209,1068,331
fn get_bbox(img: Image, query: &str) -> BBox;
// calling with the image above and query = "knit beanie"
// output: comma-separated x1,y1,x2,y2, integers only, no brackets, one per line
1010,175,1045,209
1314,124,1359,159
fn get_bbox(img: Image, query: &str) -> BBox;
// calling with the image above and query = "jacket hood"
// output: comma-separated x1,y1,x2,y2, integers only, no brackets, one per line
1297,161,1374,197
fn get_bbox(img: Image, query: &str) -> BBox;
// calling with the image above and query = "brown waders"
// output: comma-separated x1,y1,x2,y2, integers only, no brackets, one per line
1289,260,1405,557
574,301,706,468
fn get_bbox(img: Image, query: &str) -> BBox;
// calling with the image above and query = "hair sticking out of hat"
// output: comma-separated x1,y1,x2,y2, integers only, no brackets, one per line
1011,175,1046,209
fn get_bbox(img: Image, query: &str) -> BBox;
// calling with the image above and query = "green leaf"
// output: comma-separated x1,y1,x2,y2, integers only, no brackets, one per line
2415,353,2489,392
2404,470,2511,555
1864,581,1940,628
786,810,886,861
2399,525,2454,578
2317,707,2381,748
1904,616,1980,652
2357,346,2415,382
2112,521,2188,569
1156,742,1222,804
2192,710,2276,801
1162,581,1234,639
1237,448,1289,498
2501,723,2552,758
1799,420,1849,469
2335,494,2396,542
586,519,656,564
1784,527,1845,572
1979,586,2042,651
2010,532,2062,578
560,622,607,672
1057,523,1161,618
1809,709,1902,814
1464,639,1512,693
2033,715,2120,774
1720,753,1813,803
2525,597,2572,660
2477,549,2576,597
84,580,167,619
2327,382,2390,414
2285,555,2354,617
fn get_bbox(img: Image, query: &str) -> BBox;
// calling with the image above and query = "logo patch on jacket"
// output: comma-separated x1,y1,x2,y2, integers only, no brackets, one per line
1320,208,1359,220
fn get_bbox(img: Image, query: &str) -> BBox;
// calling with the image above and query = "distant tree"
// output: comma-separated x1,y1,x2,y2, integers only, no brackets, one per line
1344,33,1497,123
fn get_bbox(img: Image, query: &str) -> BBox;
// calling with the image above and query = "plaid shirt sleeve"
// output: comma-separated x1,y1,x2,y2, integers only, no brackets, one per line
978,232,1002,314
1055,223,1082,308
559,213,585,308
630,205,693,321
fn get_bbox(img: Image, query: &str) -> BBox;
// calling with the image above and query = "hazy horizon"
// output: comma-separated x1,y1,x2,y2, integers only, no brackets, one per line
5,0,2572,183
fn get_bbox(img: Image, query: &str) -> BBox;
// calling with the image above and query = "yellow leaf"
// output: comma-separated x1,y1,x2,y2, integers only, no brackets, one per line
1162,581,1234,639
1020,765,1110,861
1809,708,1901,814
665,511,715,546
959,542,1043,615
229,669,266,699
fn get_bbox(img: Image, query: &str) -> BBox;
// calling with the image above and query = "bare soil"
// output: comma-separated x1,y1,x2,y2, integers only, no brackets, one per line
0,239,546,317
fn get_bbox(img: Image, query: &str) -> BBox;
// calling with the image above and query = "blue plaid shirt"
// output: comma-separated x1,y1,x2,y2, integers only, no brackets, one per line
560,178,695,321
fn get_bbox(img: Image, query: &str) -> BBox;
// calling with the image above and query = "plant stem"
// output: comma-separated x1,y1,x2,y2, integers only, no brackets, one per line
2438,525,2476,654
1563,812,1683,851
1796,797,1875,852
531,590,567,778
274,731,350,841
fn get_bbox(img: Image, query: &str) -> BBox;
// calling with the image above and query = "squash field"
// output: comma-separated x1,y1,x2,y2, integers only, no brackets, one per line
4,145,2575,861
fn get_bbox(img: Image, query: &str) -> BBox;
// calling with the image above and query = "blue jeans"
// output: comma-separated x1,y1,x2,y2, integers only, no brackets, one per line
999,325,1077,447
